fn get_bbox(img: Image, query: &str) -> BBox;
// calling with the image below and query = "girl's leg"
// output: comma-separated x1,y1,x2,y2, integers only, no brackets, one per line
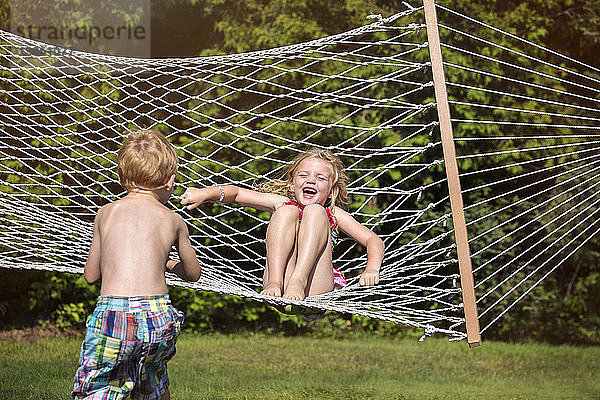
283,204,333,301
262,205,299,297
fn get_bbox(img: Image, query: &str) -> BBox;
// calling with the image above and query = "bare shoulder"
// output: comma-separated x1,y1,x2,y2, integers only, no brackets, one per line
95,198,135,221
94,201,116,223
334,206,368,233
156,204,188,233
97,202,115,213
270,193,293,209
334,206,379,246
333,207,354,224
169,208,187,228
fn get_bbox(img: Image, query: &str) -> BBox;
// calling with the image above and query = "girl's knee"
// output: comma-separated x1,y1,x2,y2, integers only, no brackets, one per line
300,204,329,230
302,204,328,219
272,204,300,221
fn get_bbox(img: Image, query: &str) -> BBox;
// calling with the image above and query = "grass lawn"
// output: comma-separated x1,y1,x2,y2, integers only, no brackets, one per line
0,333,598,399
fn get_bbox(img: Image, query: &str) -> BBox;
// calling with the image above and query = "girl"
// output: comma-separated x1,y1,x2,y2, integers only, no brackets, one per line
181,148,384,301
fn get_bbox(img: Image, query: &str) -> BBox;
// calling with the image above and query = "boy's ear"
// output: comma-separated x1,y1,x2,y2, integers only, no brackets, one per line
165,174,176,190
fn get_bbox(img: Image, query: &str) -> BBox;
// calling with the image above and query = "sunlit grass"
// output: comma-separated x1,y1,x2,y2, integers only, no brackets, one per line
0,333,598,399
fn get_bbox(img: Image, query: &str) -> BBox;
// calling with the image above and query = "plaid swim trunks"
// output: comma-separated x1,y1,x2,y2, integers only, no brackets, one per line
72,295,184,400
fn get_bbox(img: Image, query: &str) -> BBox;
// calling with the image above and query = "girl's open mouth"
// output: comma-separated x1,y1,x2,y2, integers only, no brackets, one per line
302,187,317,198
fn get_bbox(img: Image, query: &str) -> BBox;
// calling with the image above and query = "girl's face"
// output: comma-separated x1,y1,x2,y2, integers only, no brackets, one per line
292,157,333,207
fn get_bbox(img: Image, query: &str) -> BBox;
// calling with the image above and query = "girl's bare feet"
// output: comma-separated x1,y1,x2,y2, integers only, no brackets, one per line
261,283,282,297
283,280,306,301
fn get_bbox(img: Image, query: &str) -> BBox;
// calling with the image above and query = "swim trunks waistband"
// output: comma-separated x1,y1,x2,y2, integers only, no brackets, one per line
95,295,172,312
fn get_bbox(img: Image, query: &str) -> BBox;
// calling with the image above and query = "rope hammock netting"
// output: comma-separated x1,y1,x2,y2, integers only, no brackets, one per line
1,2,599,343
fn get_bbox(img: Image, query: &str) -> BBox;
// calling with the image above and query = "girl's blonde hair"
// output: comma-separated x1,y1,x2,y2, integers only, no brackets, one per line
260,148,348,208
117,129,178,191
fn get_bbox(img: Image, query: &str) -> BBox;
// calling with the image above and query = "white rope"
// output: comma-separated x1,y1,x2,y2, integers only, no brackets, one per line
463,149,600,206
474,176,600,291
447,80,600,116
436,4,600,75
438,22,600,88
480,220,600,334
449,100,600,123
477,196,600,318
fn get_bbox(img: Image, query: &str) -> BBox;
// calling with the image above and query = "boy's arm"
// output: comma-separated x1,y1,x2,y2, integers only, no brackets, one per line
84,211,102,284
166,216,202,281
181,184,287,212
336,208,384,286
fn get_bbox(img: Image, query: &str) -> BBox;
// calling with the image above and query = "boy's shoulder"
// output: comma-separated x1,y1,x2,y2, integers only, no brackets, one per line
94,201,114,220
96,197,184,224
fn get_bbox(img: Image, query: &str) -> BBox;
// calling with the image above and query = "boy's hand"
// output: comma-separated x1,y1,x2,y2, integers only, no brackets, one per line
166,259,201,281
166,259,179,271
181,187,206,210
359,269,380,286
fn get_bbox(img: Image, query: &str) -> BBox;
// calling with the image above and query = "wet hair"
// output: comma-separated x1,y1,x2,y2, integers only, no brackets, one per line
117,129,178,191
260,147,348,208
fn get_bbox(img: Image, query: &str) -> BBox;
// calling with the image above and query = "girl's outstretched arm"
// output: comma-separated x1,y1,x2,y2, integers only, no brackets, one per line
181,185,288,212
335,208,384,286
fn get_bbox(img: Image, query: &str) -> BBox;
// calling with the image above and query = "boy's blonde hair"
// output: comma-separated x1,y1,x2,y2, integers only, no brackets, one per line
261,148,349,208
117,129,178,191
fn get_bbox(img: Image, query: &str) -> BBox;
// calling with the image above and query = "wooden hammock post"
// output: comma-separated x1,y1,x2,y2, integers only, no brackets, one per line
423,0,481,347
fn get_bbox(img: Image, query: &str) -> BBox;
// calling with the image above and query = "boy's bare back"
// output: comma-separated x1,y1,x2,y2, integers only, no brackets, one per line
86,193,187,296
84,129,201,296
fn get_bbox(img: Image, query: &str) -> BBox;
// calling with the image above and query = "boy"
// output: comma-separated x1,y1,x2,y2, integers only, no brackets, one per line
72,129,202,400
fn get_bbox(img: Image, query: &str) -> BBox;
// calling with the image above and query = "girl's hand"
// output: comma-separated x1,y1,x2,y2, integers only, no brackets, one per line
181,187,208,210
359,269,380,286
